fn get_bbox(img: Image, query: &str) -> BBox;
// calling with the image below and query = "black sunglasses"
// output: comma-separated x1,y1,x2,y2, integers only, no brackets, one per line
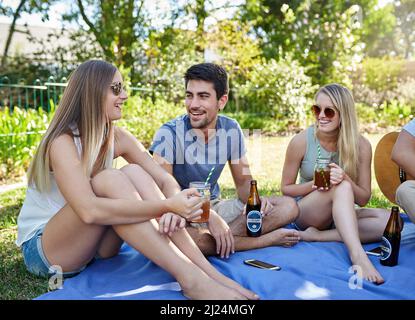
312,105,336,119
110,82,125,96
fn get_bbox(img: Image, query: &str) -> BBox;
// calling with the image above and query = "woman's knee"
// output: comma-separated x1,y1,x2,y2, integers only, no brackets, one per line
332,179,353,195
91,168,130,196
120,163,144,174
120,163,153,181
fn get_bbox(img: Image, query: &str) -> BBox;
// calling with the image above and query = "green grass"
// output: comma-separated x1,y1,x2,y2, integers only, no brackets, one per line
0,188,49,299
0,134,393,299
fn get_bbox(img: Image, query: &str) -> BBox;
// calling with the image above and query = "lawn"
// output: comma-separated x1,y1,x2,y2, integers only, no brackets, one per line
0,134,393,299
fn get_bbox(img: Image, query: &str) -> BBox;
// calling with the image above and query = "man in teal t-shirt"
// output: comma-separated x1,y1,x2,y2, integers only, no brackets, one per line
150,63,300,259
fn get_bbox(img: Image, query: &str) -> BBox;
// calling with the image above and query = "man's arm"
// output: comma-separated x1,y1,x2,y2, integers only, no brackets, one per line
392,130,415,178
228,155,253,203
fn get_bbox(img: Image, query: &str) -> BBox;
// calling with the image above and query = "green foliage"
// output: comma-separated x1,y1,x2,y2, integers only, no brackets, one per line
0,188,48,300
204,20,262,84
358,2,396,57
64,0,145,70
394,0,415,59
352,67,415,113
0,54,64,84
135,28,204,101
240,1,364,87
361,56,405,92
356,101,414,129
223,112,296,134
0,106,52,182
117,95,184,147
235,55,316,130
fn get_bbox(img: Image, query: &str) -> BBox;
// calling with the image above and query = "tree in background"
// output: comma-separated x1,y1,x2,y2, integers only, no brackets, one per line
394,0,415,59
0,0,54,70
205,20,262,84
135,27,203,102
64,0,146,80
358,1,397,57
239,1,378,86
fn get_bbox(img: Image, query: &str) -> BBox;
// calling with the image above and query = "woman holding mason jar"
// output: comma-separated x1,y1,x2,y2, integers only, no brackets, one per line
281,83,389,284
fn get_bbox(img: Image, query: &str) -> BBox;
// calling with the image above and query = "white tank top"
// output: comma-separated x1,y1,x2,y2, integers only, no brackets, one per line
16,125,114,246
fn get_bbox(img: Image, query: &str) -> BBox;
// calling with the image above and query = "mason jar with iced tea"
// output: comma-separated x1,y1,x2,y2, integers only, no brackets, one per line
314,158,331,189
189,182,211,223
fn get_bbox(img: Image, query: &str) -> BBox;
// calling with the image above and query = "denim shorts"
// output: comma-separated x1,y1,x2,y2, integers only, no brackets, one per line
21,227,87,279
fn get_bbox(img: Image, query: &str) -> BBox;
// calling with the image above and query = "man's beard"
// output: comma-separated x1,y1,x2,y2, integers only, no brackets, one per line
190,116,210,129
189,104,220,129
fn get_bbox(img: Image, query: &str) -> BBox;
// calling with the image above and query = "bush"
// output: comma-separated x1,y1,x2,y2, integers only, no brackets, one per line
0,106,53,182
361,56,405,93
117,95,184,147
223,111,304,134
235,55,317,131
356,100,414,131
353,75,415,130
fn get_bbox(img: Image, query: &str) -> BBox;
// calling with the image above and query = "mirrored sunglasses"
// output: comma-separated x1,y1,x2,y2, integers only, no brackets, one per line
311,105,336,119
110,82,125,96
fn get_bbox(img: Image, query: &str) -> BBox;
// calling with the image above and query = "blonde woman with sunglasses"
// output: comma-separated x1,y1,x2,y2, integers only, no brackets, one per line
281,83,390,284
16,60,259,300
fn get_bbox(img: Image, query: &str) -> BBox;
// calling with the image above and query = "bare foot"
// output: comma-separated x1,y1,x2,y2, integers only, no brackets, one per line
212,274,260,300
351,251,384,285
181,273,248,300
263,228,301,247
298,226,322,242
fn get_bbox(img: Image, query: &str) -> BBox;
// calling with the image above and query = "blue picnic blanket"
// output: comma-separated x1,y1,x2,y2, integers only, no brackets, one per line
36,215,415,300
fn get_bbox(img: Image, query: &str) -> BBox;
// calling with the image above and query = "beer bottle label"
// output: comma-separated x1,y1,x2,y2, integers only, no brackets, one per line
247,210,262,233
380,236,392,260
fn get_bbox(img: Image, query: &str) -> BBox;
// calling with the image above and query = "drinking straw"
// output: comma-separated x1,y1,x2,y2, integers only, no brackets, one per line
205,166,215,186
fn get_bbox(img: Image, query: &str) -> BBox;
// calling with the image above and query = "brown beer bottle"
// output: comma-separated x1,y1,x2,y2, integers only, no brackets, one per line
380,206,401,266
246,180,262,237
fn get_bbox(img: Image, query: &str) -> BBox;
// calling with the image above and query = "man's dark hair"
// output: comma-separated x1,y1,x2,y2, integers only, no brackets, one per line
184,63,229,100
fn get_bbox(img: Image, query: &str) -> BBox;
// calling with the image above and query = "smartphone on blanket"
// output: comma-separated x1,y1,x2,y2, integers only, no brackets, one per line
244,259,281,271
365,246,382,257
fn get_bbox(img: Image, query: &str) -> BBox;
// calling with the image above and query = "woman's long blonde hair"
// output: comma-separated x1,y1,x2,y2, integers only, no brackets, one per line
315,84,360,182
28,60,117,192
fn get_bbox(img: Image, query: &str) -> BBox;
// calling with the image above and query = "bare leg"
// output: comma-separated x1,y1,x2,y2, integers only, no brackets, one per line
184,194,300,255
186,225,300,255
295,181,384,284
41,170,134,272
120,164,258,300
229,195,299,236
300,208,390,243
43,168,247,300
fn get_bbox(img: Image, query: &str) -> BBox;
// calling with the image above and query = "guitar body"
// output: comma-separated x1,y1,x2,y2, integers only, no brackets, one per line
374,132,414,204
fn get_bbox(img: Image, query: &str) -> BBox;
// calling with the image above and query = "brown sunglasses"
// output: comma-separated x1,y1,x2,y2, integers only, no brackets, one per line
312,105,336,119
110,82,125,96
